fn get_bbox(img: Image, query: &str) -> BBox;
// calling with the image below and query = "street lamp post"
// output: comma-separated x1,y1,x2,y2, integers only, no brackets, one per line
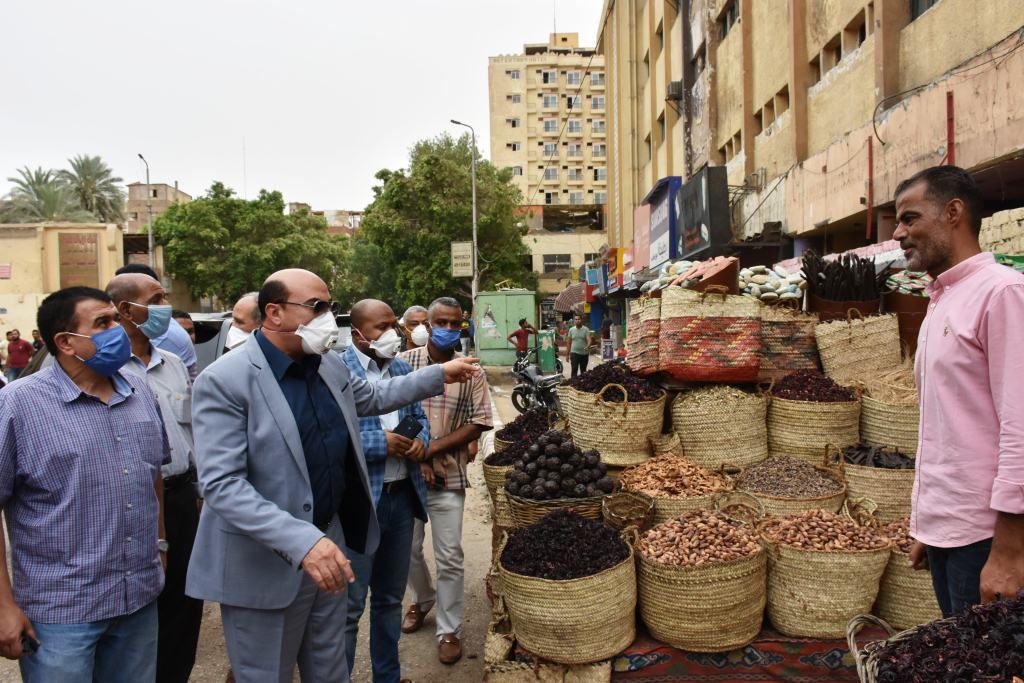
138,153,155,269
450,119,478,304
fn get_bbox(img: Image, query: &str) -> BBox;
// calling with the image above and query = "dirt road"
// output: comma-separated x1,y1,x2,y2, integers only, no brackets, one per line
0,368,518,683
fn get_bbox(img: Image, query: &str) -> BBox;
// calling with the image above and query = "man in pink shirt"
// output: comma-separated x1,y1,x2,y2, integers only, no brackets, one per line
895,165,1024,617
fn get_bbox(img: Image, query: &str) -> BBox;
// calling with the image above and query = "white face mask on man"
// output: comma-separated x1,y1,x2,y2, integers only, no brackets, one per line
410,324,429,347
295,312,340,355
225,324,251,349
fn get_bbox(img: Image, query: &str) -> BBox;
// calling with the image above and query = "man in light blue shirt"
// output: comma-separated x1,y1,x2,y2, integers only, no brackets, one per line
115,264,197,379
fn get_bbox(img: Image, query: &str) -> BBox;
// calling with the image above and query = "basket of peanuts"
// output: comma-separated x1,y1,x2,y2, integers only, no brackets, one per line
636,492,767,652
759,506,892,638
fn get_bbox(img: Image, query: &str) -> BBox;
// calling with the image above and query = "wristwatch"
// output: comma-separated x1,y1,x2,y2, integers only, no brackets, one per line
157,539,169,553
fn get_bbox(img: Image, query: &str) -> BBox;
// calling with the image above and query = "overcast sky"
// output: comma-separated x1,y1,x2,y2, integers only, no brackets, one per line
0,0,603,210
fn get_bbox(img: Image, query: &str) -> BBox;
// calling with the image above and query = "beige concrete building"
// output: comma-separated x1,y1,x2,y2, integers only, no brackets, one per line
598,0,1024,263
489,33,610,296
125,182,192,235
0,223,125,335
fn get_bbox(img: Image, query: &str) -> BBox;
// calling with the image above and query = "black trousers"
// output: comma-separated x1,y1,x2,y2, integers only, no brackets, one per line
156,480,204,683
570,352,589,378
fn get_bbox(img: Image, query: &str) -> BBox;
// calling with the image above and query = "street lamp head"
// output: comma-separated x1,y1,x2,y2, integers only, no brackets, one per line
450,119,462,125
138,153,145,161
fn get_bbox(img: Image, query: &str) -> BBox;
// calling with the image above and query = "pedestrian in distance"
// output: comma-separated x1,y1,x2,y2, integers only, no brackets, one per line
566,314,594,378
0,286,170,682
107,273,204,683
3,330,33,384
185,269,481,683
896,165,1024,615
507,318,537,363
342,299,431,683
401,297,493,665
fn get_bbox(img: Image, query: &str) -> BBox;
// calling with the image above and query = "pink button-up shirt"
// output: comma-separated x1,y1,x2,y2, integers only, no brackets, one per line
911,252,1024,547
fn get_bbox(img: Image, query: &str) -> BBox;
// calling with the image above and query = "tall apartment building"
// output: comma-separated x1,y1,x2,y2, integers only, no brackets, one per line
125,182,192,235
489,33,609,296
597,0,1024,270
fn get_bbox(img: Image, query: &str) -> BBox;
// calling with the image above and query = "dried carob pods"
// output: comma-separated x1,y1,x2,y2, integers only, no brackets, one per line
843,444,915,470
619,455,730,498
500,509,630,579
639,510,761,567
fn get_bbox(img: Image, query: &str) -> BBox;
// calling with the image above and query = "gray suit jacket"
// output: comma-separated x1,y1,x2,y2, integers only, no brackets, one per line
185,335,445,609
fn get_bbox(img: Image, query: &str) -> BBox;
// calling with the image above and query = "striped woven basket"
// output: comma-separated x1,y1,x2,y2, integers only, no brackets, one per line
626,297,662,377
759,304,821,383
482,463,515,530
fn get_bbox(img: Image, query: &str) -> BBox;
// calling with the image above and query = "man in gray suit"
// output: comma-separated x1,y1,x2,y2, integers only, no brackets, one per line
186,269,480,683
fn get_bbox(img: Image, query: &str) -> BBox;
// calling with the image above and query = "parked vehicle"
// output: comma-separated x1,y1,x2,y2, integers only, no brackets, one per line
511,348,563,414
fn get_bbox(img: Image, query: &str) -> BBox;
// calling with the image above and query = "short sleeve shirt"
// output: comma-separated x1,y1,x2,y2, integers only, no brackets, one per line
568,326,591,354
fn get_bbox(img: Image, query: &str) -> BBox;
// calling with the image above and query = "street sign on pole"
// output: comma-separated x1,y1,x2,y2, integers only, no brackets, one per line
451,241,473,277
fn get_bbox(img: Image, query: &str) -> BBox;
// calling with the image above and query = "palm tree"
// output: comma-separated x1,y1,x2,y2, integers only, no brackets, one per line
57,155,126,223
1,166,96,223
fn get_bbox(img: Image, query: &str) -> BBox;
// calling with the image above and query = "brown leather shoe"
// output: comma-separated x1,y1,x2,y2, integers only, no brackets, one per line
438,633,462,665
401,603,428,634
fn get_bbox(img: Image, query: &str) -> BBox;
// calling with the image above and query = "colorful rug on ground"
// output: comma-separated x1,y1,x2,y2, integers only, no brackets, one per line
609,627,885,682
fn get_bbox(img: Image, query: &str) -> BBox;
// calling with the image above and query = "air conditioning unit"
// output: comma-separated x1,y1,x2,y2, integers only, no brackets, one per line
666,80,684,102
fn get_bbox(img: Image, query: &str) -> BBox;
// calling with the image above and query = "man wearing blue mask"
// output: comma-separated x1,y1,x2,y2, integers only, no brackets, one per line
116,264,198,380
0,286,169,681
107,273,201,683
399,297,492,665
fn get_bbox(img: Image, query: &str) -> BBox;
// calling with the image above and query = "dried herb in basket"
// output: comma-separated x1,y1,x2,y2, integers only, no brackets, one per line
772,370,855,403
565,361,661,402
501,509,630,580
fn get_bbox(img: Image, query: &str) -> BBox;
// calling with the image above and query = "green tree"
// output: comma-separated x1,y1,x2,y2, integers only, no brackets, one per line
57,154,126,222
1,166,97,222
153,182,353,303
356,132,536,311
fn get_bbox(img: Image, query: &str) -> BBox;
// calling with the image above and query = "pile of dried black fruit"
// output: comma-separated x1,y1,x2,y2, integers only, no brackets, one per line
495,407,557,444
772,370,855,403
500,509,630,579
485,438,530,467
504,429,614,500
872,590,1024,682
843,444,915,470
565,361,661,402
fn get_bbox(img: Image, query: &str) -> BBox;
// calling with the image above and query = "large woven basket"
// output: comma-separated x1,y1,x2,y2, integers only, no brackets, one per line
671,389,768,469
873,549,943,631
602,490,655,531
762,528,891,638
626,297,661,377
759,304,821,383
494,436,513,453
860,395,920,455
737,456,847,517
557,383,666,466
499,545,636,664
483,463,515,530
847,613,957,683
815,312,902,383
506,492,605,528
831,448,913,524
767,395,861,464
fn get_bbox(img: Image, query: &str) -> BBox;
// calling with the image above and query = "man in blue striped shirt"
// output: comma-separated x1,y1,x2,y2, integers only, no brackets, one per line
0,287,169,682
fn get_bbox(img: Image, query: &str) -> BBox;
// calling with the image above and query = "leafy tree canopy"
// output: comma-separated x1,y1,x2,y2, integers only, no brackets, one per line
0,166,97,223
355,132,536,311
153,182,352,303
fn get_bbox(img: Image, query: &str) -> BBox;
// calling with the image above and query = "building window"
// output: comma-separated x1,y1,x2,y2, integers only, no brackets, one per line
151,188,159,198
584,252,600,262
655,20,664,58
592,95,605,110
594,167,607,181
911,0,939,20
567,71,582,86
658,113,667,143
508,69,520,79
568,143,583,157
568,119,582,133
509,93,522,104
542,69,557,84
718,1,737,40
509,118,521,128
543,142,558,156
512,166,523,176
568,168,583,181
543,253,572,272
130,212,139,220
543,118,558,133
545,192,560,205
569,191,585,204
567,95,582,110
595,191,608,204
592,119,606,133
543,93,559,109
509,142,522,151
544,167,559,180
591,72,605,86
593,143,607,157
692,43,707,77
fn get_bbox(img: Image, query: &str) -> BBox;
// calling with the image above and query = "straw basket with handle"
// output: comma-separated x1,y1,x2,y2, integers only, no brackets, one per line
625,297,661,377
815,310,901,383
759,301,821,382
559,383,666,467
827,444,913,524
505,491,608,528
736,452,847,517
767,391,861,464
671,386,768,469
601,490,655,531
637,492,767,652
860,394,920,456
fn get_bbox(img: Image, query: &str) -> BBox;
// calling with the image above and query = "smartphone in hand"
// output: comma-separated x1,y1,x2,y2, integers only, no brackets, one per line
393,414,424,440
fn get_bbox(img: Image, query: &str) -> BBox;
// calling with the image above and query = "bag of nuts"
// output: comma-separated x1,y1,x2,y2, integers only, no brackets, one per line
759,509,892,638
637,498,767,652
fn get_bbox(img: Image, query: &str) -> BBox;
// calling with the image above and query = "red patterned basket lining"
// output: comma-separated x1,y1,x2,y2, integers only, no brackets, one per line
658,316,761,382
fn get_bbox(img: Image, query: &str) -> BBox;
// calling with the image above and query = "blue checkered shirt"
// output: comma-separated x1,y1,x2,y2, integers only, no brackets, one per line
0,363,171,624
340,346,430,520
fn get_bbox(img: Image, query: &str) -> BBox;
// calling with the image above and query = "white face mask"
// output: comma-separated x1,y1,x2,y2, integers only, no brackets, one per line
226,324,251,349
296,312,340,355
368,328,401,359
410,324,429,347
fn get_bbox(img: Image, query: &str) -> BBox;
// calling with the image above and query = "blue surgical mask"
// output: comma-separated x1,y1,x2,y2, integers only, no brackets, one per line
431,326,462,350
67,325,132,376
129,302,172,339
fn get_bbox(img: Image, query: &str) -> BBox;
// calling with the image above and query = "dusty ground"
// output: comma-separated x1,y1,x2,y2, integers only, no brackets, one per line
0,367,520,683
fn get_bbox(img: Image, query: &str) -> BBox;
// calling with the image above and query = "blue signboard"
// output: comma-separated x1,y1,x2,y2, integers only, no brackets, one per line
642,176,683,269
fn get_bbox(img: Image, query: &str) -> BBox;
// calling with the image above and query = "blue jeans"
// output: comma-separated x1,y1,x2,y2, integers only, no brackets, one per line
345,480,417,683
20,600,158,683
926,538,993,617
5,367,22,384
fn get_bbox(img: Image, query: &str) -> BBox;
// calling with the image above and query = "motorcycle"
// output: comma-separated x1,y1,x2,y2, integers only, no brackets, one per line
511,348,564,414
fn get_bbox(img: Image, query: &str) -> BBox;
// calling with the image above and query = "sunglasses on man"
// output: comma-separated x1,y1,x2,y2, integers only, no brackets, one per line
278,299,343,316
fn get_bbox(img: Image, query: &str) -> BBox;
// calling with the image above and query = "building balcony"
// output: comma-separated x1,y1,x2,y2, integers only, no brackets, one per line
567,176,585,186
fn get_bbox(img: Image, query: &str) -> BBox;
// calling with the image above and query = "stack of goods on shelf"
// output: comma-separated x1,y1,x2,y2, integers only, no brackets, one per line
739,264,805,303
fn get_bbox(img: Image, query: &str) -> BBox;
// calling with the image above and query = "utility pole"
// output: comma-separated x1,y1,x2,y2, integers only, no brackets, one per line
138,153,154,269
450,120,479,304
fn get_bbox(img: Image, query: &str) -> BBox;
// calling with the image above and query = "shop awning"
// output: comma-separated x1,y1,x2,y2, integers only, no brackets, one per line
554,282,585,313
